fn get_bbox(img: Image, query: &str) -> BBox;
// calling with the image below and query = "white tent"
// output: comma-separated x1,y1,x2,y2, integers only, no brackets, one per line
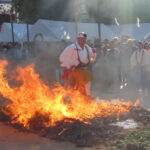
77,22,99,41
42,19,76,41
23,19,76,42
101,23,150,41
24,19,101,42
101,24,118,40
0,23,32,42
0,23,20,42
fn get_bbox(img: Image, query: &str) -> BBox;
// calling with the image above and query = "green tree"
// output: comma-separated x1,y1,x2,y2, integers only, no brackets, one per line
12,0,41,23
12,0,150,24
12,0,75,23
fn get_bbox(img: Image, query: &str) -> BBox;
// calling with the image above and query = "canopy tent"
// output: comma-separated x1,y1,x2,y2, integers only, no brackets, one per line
1,20,150,43
0,23,32,42
23,19,150,42
101,24,118,40
105,24,139,39
42,19,76,41
23,19,76,42
77,22,99,41
137,23,150,41
101,23,150,41
24,19,101,42
0,23,21,42
23,19,59,42
42,20,100,41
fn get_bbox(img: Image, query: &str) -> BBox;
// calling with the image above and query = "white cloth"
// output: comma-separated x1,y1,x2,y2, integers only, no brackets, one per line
130,49,150,71
59,42,94,69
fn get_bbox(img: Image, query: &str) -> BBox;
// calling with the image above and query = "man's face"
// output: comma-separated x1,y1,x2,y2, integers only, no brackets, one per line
77,37,86,47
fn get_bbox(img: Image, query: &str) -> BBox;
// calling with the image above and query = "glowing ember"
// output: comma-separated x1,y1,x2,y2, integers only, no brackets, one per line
0,60,140,129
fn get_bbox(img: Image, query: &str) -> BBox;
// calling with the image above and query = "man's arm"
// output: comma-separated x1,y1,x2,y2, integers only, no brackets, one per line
86,44,96,63
59,44,79,69
59,45,73,69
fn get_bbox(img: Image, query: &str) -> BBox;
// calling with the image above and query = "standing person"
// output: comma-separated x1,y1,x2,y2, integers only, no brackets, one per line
13,43,22,63
59,32,96,98
22,43,29,59
130,42,150,98
106,40,120,90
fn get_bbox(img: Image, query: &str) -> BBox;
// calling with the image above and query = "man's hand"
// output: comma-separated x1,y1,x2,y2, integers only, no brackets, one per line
90,48,96,63
92,48,96,53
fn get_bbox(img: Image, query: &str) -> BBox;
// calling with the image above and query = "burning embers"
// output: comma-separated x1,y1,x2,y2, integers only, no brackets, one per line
0,59,142,146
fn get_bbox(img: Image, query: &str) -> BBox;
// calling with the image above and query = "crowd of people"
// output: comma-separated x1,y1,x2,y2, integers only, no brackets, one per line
91,36,150,100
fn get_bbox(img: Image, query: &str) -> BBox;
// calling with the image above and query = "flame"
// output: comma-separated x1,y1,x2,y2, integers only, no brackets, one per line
0,60,139,129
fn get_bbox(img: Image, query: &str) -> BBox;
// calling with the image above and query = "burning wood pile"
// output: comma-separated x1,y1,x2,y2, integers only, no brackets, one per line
0,60,150,147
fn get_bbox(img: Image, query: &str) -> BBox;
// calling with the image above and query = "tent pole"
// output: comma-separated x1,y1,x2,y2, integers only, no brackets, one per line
74,0,78,39
75,21,78,38
11,22,15,43
98,23,101,42
27,23,30,42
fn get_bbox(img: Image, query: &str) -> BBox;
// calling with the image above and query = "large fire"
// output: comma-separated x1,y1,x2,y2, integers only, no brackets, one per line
0,60,139,129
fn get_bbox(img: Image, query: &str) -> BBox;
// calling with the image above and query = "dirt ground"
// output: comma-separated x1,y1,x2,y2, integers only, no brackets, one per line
0,122,113,150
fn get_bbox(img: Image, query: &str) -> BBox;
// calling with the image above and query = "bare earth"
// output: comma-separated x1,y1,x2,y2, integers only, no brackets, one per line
0,122,112,150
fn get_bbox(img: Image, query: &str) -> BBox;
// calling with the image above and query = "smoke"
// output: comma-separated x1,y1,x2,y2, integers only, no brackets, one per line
27,41,68,86
38,0,76,22
86,0,119,23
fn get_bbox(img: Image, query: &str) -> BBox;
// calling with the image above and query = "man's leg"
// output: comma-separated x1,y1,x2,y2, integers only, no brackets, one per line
85,81,91,96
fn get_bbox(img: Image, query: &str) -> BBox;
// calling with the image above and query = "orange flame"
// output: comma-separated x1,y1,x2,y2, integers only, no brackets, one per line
0,60,139,129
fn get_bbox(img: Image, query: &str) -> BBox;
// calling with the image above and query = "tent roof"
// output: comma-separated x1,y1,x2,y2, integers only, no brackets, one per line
37,19,99,41
0,22,33,42
23,19,61,42
36,19,76,41
101,23,150,40
101,24,118,40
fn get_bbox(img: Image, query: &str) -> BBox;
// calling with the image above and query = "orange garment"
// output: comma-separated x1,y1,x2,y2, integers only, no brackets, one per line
64,68,93,96
72,68,93,86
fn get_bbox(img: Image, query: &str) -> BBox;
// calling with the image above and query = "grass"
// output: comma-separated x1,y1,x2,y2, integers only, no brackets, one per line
111,127,150,150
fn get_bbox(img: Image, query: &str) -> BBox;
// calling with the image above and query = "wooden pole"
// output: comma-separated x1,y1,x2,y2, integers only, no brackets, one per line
75,21,78,38
27,23,30,42
11,22,15,43
10,14,15,43
98,23,101,42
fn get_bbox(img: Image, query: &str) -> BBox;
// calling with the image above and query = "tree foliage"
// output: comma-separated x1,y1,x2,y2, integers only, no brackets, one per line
12,0,150,24
12,0,41,23
12,0,75,23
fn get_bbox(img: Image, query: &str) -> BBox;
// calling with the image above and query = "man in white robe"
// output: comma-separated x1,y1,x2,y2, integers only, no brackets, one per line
59,32,96,98
130,42,150,97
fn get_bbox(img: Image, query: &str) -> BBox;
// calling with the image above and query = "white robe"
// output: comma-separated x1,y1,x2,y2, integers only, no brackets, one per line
130,49,150,71
59,42,95,69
